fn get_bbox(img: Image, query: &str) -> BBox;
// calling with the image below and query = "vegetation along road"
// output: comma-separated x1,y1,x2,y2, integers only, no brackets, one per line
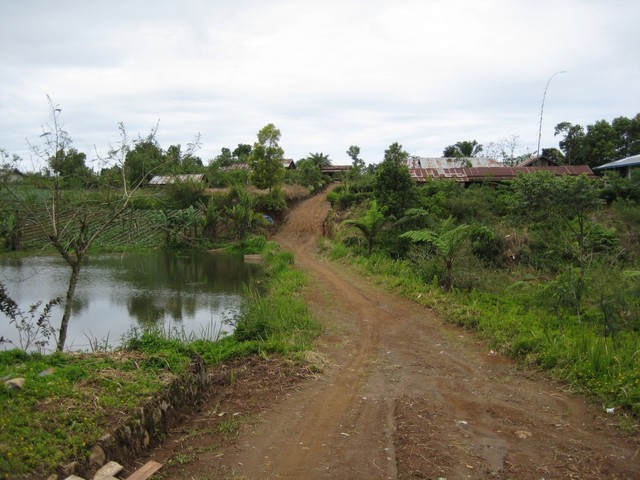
141,190,639,479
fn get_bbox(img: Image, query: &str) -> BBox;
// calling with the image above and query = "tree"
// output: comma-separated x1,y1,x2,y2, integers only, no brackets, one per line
541,148,565,164
485,135,531,166
442,140,483,159
554,122,585,165
612,114,640,159
123,129,164,187
583,120,618,166
305,152,332,169
248,124,285,193
294,158,325,191
213,147,234,167
374,142,417,218
401,216,470,292
49,147,92,186
510,171,602,272
2,98,158,351
232,143,252,163
347,145,365,179
343,200,387,256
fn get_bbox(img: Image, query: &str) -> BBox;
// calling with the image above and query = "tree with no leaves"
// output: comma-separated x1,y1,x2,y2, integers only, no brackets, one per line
2,97,158,351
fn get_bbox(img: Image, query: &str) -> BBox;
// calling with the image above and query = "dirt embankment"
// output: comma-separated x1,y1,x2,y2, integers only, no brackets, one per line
135,190,639,479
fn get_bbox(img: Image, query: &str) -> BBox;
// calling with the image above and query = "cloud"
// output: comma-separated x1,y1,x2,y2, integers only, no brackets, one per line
1,0,639,169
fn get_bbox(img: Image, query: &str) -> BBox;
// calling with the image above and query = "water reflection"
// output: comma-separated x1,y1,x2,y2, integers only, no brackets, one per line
0,252,261,351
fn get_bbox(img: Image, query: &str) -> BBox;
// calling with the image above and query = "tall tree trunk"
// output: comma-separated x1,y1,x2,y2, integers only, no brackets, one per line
56,258,82,351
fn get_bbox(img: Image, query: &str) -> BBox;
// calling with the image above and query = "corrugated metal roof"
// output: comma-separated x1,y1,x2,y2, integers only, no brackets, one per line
410,166,594,183
593,154,640,170
321,165,352,172
148,174,205,185
411,157,500,169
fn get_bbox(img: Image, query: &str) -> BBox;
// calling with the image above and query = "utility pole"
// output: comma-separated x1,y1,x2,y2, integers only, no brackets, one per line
536,71,566,159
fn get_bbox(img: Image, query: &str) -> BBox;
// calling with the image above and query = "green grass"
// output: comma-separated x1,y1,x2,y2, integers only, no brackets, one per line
320,239,640,417
0,350,176,476
0,241,320,478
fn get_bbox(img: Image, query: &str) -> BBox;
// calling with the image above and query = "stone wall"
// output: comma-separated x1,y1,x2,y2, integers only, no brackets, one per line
51,353,210,480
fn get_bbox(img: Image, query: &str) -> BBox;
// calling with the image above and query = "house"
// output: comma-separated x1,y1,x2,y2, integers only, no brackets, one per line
409,157,500,169
593,154,640,178
282,158,296,169
148,174,206,186
0,168,25,183
320,165,352,177
516,156,560,168
409,165,594,185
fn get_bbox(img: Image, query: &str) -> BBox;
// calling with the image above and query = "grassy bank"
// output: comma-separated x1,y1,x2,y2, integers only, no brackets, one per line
0,242,320,478
320,239,640,420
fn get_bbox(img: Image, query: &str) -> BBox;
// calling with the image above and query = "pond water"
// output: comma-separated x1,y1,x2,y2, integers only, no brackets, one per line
0,252,262,352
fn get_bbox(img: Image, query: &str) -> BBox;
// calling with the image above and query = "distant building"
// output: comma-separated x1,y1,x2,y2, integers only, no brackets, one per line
516,156,560,168
0,168,24,183
282,158,296,169
593,154,640,178
409,165,594,185
321,165,352,177
408,157,500,169
148,174,206,185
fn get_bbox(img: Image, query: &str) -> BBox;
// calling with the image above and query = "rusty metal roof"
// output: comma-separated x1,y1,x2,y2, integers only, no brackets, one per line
321,165,352,172
410,157,500,169
148,174,205,185
410,165,594,183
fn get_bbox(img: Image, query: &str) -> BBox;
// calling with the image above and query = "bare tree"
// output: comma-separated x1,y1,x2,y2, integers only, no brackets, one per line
485,135,532,166
2,98,156,351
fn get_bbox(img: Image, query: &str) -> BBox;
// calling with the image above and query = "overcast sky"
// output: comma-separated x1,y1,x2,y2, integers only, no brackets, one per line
1,0,639,170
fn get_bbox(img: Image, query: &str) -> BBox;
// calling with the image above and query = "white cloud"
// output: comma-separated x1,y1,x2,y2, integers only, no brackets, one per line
1,0,639,169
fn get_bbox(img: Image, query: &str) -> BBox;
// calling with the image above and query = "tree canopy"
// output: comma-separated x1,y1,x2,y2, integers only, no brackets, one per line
374,142,416,218
553,113,640,166
248,123,285,192
442,140,483,158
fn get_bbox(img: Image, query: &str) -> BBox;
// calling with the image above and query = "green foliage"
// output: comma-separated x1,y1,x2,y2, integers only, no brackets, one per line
49,148,94,188
248,124,285,192
401,216,470,291
342,200,387,256
291,158,328,192
256,187,287,213
165,178,207,208
374,142,417,218
554,113,640,167
510,172,602,270
442,140,483,159
124,137,165,187
223,189,265,240
469,224,504,264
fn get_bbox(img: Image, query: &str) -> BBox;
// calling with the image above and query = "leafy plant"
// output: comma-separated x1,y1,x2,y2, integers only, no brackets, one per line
0,281,61,352
401,216,470,291
342,200,387,256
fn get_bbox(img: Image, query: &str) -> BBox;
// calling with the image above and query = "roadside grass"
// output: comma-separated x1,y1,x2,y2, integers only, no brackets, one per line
319,238,640,418
0,241,320,478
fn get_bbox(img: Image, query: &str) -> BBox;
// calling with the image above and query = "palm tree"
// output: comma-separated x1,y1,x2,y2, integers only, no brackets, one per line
443,140,483,159
306,152,332,169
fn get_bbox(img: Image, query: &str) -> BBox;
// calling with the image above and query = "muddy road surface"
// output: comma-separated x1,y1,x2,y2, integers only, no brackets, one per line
137,190,639,479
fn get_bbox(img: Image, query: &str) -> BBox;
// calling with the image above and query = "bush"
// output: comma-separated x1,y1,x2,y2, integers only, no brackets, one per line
166,180,207,208
470,224,504,264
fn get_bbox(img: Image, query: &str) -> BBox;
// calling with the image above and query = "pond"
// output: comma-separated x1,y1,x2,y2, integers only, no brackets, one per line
0,252,262,352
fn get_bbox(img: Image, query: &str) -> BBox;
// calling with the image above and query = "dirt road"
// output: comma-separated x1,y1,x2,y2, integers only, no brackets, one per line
142,190,639,479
